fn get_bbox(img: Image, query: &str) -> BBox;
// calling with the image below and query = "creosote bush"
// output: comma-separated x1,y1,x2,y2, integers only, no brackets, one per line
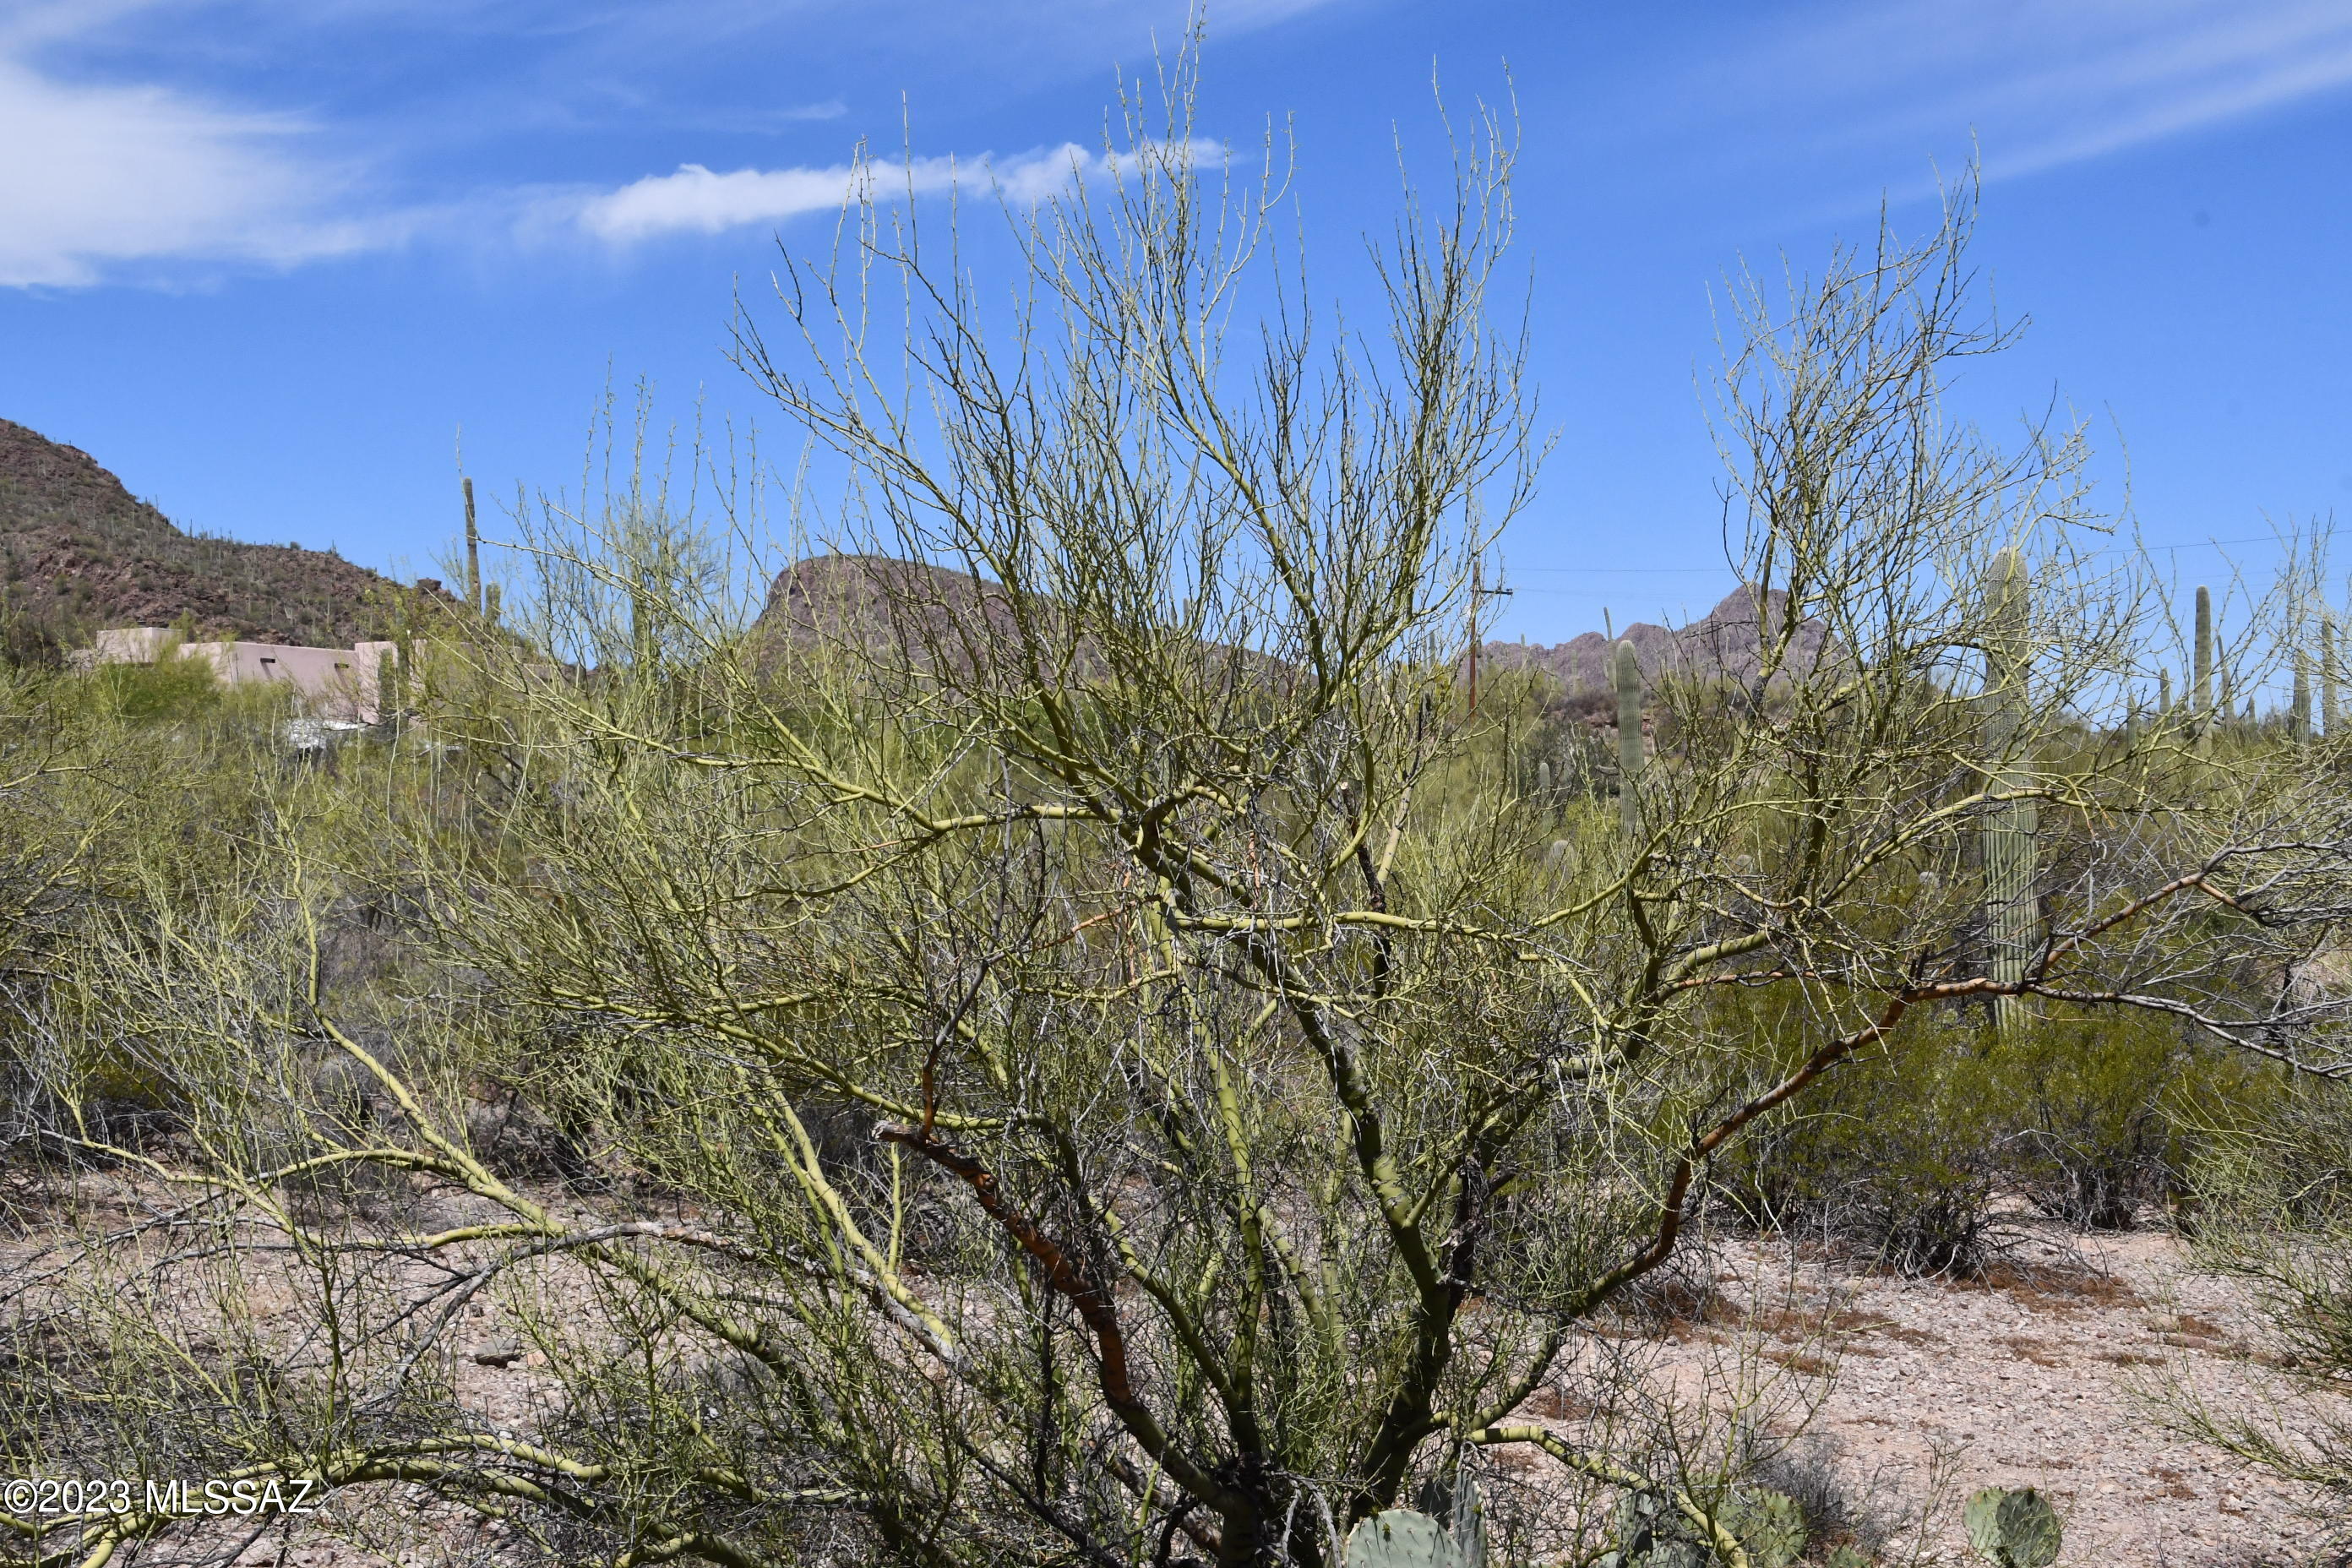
1717,1006,2276,1272
2165,1078,2352,1530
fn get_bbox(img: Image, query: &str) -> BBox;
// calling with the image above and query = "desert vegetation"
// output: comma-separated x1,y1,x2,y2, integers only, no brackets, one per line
3,84,2349,1568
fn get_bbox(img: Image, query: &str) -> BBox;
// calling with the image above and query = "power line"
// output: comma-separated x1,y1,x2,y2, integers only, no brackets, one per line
1497,532,2317,580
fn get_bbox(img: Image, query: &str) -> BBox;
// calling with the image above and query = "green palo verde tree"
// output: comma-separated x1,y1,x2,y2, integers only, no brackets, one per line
15,125,2352,1568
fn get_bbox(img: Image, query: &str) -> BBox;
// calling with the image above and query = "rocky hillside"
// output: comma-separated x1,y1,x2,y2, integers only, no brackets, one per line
0,418,416,662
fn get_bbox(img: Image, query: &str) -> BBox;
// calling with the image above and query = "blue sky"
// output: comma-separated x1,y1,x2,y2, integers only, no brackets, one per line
3,0,2349,643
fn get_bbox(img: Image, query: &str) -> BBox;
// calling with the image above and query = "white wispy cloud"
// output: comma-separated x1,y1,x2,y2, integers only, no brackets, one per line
1667,0,2352,184
0,48,383,286
561,141,1218,245
0,0,1302,287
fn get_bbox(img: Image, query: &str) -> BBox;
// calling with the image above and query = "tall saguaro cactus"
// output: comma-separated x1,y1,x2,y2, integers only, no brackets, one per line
2158,668,2173,715
2325,612,2341,738
2293,649,2312,740
375,647,401,728
2193,585,2213,718
1981,549,2038,1035
1614,639,1644,843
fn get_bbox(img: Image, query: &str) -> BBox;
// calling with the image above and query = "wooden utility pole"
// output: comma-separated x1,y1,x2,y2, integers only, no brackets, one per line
463,476,482,615
1465,560,1512,709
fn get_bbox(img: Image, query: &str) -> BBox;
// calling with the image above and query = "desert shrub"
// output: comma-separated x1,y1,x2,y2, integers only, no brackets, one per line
2167,1078,2352,1521
1717,1010,2010,1276
8,123,2352,1568
1997,1012,2181,1228
87,646,220,720
1720,1006,2284,1271
1995,1011,2284,1231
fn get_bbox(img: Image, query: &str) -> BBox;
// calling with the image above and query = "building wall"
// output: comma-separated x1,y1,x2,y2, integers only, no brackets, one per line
79,627,396,722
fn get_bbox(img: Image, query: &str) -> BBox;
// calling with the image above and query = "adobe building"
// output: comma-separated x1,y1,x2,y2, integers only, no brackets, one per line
75,627,400,723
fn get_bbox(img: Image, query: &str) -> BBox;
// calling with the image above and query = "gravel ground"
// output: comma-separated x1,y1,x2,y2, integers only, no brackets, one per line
1690,1218,2343,1566
9,1174,2342,1566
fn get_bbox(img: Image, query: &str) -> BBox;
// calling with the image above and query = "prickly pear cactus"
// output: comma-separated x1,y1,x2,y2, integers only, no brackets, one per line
1962,1486,2061,1568
1448,1470,1487,1568
1596,1488,1705,1568
1722,1488,1807,1568
1348,1480,1489,1568
1345,1510,1455,1568
1821,1547,1873,1568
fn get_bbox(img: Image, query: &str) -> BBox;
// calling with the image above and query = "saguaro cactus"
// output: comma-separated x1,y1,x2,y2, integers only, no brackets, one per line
1963,1487,2061,1568
485,580,503,628
1981,550,2037,1036
389,638,413,727
2326,613,2341,737
2158,667,2172,715
2193,585,2213,719
2293,649,2312,740
1614,639,1644,842
375,646,400,727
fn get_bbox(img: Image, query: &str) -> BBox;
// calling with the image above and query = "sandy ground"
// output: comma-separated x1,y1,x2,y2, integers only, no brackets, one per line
1686,1218,2341,1566
8,1172,2343,1566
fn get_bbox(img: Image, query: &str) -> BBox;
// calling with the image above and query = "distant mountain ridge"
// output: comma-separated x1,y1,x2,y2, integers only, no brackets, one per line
756,556,1827,696
0,418,416,660
1478,585,1832,692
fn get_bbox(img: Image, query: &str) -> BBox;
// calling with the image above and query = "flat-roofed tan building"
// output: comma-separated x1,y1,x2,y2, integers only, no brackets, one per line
75,628,399,722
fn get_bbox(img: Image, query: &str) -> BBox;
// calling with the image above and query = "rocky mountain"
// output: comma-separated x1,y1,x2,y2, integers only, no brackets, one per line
1476,585,1832,693
755,559,1830,700
754,552,1021,661
0,418,416,662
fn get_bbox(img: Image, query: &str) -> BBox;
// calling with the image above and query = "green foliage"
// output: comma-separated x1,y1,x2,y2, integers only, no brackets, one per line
1591,1484,1803,1568
1718,1010,2007,1274
1721,1489,1806,1568
1720,1005,2265,1270
2012,1013,2279,1229
88,649,220,721
2172,1078,2352,1504
7,146,2351,1568
1961,1487,2061,1568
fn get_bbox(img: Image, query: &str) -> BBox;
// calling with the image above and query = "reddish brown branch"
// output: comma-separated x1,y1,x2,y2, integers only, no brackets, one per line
872,1122,1230,1512
1565,987,1918,1316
